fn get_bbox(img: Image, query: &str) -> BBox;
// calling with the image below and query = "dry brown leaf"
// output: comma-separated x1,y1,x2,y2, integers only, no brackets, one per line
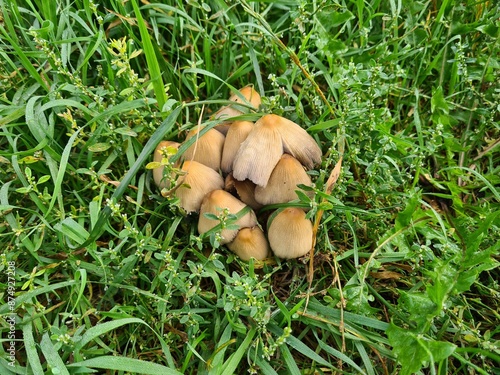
325,156,343,194
370,271,403,280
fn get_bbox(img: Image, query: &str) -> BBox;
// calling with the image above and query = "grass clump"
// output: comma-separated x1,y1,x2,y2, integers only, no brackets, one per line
1,0,499,374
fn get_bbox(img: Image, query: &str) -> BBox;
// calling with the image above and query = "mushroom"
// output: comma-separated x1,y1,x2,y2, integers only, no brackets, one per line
254,154,312,205
275,114,322,170
174,161,224,213
231,117,283,187
221,120,254,174
232,114,321,187
215,86,261,120
153,141,180,189
268,207,313,259
227,226,270,261
198,189,258,244
181,126,225,171
225,174,262,210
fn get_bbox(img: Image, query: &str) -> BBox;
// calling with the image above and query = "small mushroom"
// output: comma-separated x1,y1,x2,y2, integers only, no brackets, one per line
198,189,257,244
182,126,225,171
225,174,262,210
231,118,283,187
227,226,270,261
153,141,180,189
232,114,322,187
254,154,312,205
215,86,261,120
268,207,313,259
221,120,254,174
268,114,322,170
174,161,224,213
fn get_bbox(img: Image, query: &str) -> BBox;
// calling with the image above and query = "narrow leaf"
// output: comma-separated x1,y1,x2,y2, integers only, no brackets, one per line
68,356,182,375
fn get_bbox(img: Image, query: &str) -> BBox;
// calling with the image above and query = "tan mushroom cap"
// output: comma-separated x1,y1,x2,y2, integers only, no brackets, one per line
232,114,321,187
153,141,180,189
254,154,312,205
198,189,258,244
221,120,254,174
215,86,261,120
227,226,270,261
182,126,225,171
225,174,262,210
268,207,313,259
175,161,224,213
267,114,322,170
232,118,283,187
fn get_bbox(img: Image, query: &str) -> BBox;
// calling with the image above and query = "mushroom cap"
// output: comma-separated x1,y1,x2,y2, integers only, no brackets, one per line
254,154,312,205
153,141,180,189
232,118,283,187
221,120,255,174
265,114,322,170
225,174,263,210
198,189,258,244
228,86,261,108
215,86,261,120
227,226,270,261
175,161,224,213
181,126,225,171
268,207,313,259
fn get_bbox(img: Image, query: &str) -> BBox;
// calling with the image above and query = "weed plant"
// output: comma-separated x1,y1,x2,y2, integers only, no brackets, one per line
0,0,499,374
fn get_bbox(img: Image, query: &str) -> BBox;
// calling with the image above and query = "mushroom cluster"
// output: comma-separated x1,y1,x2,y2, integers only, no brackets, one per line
152,86,321,261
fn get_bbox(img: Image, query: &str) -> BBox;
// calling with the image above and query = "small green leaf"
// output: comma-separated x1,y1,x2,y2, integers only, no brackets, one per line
16,187,32,194
343,285,378,315
388,323,456,375
88,142,112,152
316,9,354,30
395,192,421,229
431,86,449,114
114,127,138,137
398,291,436,331
203,213,219,221
146,161,162,169
425,259,455,312
37,175,51,184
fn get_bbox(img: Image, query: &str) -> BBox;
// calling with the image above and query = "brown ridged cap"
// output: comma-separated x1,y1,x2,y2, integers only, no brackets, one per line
225,174,263,210
268,207,313,259
182,126,225,171
221,120,254,174
231,118,283,187
268,114,322,170
215,86,261,120
174,161,224,213
198,190,257,244
254,154,312,205
227,226,270,261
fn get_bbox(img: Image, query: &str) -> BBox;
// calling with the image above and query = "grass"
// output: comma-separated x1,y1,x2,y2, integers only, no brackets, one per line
0,0,499,374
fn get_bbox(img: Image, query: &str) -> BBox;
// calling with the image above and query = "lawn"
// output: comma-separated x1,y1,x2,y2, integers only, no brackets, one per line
0,0,499,374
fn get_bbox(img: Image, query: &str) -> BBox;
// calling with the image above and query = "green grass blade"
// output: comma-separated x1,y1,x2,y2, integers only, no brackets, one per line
40,333,71,375
54,217,90,246
45,127,82,217
279,344,301,375
130,0,167,111
67,356,182,375
22,319,44,374
220,327,257,374
75,317,149,350
0,280,76,314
